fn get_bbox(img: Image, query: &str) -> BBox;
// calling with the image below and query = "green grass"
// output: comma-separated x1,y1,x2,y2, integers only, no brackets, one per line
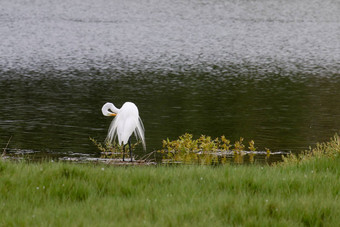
0,156,340,226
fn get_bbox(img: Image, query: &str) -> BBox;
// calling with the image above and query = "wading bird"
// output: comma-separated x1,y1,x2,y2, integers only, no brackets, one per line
102,102,146,162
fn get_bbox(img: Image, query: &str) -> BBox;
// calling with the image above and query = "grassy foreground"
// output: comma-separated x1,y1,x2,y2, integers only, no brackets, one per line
0,157,339,226
1,134,340,226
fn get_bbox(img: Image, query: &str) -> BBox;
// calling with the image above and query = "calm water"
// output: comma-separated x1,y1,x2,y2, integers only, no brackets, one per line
0,0,339,160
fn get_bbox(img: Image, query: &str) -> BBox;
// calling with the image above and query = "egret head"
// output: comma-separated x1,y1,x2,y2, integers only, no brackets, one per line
101,102,119,117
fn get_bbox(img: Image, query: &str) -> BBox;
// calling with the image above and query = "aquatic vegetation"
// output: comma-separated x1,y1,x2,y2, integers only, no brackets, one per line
157,133,267,165
89,137,140,160
281,133,340,165
248,140,256,163
91,133,340,165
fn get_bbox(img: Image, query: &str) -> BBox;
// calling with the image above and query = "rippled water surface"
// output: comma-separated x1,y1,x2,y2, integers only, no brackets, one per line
0,0,339,159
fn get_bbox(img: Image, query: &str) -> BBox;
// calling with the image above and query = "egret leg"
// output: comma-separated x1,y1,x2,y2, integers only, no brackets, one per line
129,140,133,162
122,144,126,162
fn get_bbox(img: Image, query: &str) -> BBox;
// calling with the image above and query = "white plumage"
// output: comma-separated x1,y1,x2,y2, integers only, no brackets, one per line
102,102,146,152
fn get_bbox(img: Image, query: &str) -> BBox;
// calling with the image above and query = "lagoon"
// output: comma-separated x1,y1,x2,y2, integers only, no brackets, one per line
0,0,339,159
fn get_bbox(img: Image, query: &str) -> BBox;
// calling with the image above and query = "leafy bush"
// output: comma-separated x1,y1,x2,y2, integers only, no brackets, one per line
157,133,266,165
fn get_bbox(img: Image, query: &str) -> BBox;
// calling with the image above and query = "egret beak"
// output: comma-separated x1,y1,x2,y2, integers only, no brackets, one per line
110,113,117,116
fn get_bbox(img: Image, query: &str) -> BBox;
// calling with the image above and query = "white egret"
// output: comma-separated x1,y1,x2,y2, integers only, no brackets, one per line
101,102,146,161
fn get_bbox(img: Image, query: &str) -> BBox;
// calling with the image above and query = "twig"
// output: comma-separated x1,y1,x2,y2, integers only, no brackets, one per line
140,151,156,161
2,136,12,158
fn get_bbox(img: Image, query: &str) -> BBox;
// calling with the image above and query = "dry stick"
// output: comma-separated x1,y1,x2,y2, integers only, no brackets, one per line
140,151,156,161
2,136,12,157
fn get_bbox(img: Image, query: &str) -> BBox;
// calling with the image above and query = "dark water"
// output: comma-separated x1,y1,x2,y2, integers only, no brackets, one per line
0,0,339,160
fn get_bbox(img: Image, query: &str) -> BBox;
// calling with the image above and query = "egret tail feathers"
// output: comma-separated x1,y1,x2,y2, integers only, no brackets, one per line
134,117,146,150
105,116,146,150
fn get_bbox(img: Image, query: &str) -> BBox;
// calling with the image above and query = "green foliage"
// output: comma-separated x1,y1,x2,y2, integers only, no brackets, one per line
158,133,261,165
90,137,140,159
280,134,340,165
